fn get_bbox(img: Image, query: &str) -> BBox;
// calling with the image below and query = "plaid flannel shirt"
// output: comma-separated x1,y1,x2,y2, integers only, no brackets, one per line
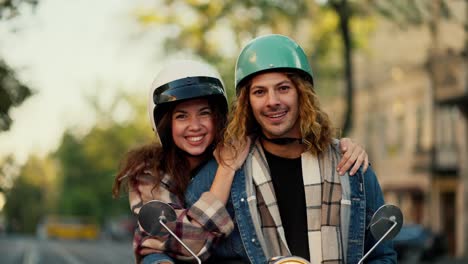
129,169,234,263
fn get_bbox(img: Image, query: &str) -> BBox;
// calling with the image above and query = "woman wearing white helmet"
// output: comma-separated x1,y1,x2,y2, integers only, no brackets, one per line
113,59,250,264
113,59,369,264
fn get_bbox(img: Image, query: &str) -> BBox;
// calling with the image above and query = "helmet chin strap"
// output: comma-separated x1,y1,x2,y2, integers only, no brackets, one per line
261,133,303,145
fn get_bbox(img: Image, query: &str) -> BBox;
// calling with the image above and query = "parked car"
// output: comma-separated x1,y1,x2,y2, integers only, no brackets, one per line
37,216,100,240
393,224,448,262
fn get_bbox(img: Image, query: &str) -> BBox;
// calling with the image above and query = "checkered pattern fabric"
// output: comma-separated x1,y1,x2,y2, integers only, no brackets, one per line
251,139,343,263
129,169,234,263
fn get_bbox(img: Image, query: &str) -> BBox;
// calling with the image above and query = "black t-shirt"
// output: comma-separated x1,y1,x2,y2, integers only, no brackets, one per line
263,148,310,260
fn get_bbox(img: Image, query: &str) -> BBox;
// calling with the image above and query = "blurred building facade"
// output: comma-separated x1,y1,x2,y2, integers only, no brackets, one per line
333,0,468,257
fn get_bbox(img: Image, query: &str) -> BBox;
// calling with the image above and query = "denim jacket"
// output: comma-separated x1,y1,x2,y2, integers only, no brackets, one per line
185,153,396,263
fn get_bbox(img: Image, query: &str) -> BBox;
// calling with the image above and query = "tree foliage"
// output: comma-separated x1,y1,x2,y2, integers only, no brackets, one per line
0,60,33,131
4,177,43,233
134,0,375,133
52,94,153,224
134,0,455,135
0,155,20,192
2,93,153,232
3,155,54,233
0,0,38,131
0,0,38,19
372,0,452,27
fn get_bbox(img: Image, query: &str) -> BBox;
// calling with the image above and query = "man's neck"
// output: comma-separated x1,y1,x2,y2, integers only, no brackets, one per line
260,138,305,159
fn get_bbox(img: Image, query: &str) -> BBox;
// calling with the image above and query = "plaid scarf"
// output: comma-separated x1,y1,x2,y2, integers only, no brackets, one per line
250,140,343,263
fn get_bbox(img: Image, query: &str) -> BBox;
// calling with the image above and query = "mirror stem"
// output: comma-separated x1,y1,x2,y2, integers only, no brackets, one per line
358,221,397,264
159,220,202,264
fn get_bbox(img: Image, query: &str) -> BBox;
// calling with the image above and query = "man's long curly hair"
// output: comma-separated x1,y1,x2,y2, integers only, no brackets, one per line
113,97,227,201
222,72,333,157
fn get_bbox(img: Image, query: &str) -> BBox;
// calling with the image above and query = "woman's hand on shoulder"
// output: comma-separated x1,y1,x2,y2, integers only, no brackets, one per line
337,138,369,176
214,137,252,172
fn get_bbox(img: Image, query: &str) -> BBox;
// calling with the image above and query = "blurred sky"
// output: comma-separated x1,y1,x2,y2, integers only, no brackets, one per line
0,0,169,163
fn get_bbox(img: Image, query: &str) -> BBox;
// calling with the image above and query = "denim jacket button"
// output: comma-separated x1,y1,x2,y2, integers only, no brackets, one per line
240,198,245,202
251,238,256,243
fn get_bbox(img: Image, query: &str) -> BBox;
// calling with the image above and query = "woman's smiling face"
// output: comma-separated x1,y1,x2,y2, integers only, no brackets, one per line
171,98,215,157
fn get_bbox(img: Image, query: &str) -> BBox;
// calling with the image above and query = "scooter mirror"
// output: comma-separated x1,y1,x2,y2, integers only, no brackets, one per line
138,200,177,236
358,204,403,264
369,204,403,241
137,200,203,264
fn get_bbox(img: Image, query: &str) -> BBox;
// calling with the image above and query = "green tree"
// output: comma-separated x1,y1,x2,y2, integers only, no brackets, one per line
3,92,153,231
135,0,455,135
0,155,20,192
0,0,39,131
3,154,55,233
53,93,152,223
134,0,374,132
0,0,38,19
0,60,33,131
4,177,43,233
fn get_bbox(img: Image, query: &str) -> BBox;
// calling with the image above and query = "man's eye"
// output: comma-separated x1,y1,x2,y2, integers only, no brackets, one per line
279,85,290,91
252,89,264,95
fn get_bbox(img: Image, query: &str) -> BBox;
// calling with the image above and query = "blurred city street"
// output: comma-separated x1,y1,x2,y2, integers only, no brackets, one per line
0,235,133,264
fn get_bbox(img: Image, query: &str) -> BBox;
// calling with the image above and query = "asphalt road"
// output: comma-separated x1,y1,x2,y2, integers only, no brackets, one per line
0,235,134,264
3,235,467,264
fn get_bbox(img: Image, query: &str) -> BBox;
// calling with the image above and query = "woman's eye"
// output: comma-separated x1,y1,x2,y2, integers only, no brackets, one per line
174,114,186,120
279,85,290,92
200,110,212,116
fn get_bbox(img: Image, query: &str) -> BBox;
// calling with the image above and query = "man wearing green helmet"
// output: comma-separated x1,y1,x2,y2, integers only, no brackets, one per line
186,34,396,263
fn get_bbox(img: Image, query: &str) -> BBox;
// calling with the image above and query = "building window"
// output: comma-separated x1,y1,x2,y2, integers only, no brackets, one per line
434,106,458,172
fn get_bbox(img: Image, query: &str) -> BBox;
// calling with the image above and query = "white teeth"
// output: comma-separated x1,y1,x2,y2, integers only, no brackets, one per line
187,136,203,142
269,112,286,118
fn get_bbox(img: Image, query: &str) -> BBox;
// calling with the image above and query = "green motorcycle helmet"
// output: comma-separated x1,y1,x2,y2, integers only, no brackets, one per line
235,34,314,94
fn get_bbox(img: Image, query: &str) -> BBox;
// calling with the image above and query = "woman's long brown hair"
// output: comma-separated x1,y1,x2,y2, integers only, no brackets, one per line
112,97,227,201
222,72,333,156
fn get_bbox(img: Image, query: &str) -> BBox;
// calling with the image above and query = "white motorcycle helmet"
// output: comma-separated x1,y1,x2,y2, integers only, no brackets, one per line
148,59,228,149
